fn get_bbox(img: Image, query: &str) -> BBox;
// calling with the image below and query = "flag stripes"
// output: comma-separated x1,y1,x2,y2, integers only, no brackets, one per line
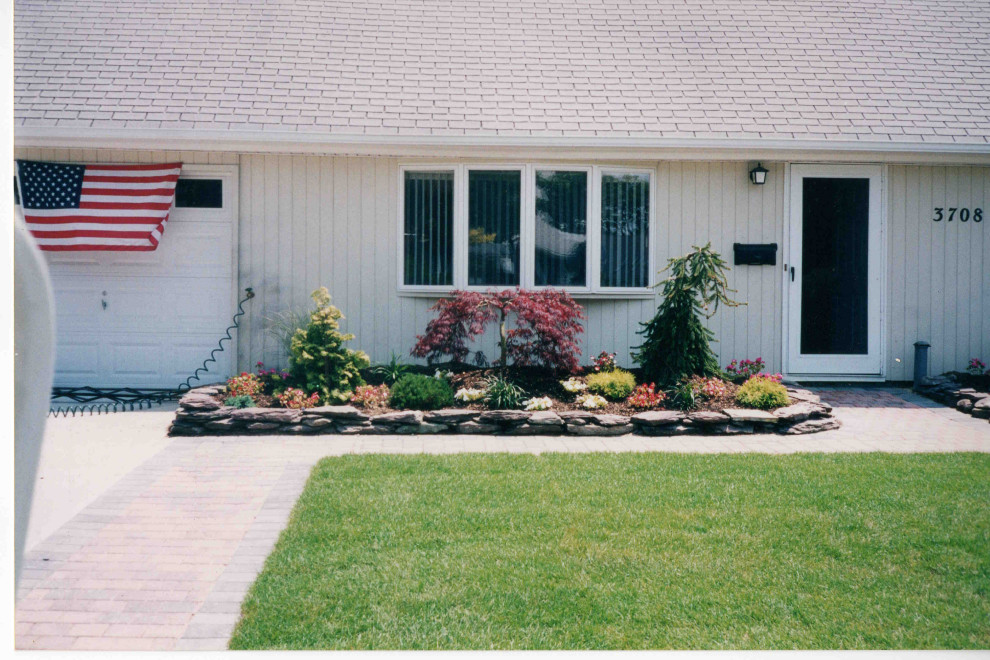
17,160,182,251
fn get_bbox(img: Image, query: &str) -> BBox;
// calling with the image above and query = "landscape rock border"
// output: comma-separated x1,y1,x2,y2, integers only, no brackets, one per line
915,374,990,422
169,385,841,437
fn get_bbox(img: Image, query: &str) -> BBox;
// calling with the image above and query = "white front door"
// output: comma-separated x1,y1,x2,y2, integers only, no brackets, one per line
786,164,883,378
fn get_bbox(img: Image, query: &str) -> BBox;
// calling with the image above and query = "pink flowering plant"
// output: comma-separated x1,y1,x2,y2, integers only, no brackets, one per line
591,351,617,373
226,372,263,397
698,377,728,399
627,382,666,409
966,358,987,376
725,357,767,381
275,387,320,409
350,384,390,408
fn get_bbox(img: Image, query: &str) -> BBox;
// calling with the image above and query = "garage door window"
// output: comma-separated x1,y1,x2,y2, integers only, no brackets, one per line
175,178,223,208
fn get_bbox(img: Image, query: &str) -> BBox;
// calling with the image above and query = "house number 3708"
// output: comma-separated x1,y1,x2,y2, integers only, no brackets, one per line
933,207,982,222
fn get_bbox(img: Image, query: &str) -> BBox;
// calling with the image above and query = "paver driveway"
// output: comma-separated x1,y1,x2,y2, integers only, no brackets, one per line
16,387,989,650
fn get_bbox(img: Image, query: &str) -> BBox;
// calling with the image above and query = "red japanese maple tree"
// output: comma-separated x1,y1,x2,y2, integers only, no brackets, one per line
411,288,585,373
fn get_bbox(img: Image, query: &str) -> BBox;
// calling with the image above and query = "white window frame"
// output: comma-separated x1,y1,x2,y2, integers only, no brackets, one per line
397,163,656,297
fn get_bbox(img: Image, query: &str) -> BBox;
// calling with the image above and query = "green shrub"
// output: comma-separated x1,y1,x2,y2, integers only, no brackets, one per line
634,244,743,386
389,374,455,410
586,368,636,401
735,378,790,410
483,376,526,409
289,288,370,404
224,395,255,409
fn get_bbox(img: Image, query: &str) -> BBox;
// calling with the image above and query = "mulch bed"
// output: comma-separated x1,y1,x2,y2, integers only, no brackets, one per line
213,364,744,415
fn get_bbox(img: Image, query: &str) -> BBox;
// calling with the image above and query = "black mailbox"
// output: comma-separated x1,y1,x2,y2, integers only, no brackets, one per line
733,243,777,266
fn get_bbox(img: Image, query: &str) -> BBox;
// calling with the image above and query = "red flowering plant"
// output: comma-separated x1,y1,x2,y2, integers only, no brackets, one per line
412,288,586,373
967,358,987,376
725,357,767,382
275,387,320,409
627,382,666,409
226,372,263,397
591,351,617,373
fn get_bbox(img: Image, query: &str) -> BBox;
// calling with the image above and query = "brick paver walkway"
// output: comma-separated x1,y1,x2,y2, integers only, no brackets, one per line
16,387,989,650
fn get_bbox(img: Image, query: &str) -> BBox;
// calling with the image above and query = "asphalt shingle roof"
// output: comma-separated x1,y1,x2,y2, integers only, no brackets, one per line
14,0,990,144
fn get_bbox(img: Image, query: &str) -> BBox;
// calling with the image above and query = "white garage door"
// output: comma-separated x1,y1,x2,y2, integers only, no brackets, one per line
43,165,238,389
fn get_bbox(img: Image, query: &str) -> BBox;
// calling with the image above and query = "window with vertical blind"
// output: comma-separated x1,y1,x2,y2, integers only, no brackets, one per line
399,165,653,293
600,171,650,289
403,170,454,286
468,170,521,286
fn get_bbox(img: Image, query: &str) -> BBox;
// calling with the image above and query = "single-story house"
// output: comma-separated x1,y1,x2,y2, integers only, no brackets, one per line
14,0,990,388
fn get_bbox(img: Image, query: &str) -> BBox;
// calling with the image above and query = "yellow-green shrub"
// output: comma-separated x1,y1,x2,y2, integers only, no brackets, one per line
586,368,636,401
735,378,790,410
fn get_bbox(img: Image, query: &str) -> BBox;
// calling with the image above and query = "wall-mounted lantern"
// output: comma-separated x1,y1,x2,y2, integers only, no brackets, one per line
749,163,768,185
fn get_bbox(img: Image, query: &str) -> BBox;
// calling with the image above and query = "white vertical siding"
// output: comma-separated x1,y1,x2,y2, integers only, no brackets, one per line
17,146,985,383
236,156,785,375
886,165,990,380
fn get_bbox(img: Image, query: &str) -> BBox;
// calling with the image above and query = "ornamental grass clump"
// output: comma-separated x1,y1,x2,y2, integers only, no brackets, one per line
388,374,455,410
736,377,790,410
483,376,526,409
634,243,743,386
586,368,636,401
289,287,370,404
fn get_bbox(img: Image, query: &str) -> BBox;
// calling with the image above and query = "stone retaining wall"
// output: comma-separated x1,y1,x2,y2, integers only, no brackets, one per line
915,375,990,421
169,385,840,437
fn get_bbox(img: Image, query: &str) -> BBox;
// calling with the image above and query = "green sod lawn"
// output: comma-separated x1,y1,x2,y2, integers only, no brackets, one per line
229,453,989,650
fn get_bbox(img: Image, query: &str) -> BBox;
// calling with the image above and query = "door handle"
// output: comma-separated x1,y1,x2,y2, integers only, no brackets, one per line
790,267,795,282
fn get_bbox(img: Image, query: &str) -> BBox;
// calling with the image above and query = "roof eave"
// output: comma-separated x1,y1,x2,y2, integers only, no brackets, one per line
14,126,990,164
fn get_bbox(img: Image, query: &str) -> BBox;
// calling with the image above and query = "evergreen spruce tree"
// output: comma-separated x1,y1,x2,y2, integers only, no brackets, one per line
633,243,743,385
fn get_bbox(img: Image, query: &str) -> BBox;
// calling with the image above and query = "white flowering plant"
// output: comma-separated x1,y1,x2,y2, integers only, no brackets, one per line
523,396,553,411
434,369,453,381
454,387,486,403
576,393,608,409
560,377,588,394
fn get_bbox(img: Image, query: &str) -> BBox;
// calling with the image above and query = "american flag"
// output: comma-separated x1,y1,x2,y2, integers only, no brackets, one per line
16,160,182,251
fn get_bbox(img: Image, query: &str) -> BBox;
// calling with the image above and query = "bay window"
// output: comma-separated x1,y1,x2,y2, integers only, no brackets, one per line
399,164,654,294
